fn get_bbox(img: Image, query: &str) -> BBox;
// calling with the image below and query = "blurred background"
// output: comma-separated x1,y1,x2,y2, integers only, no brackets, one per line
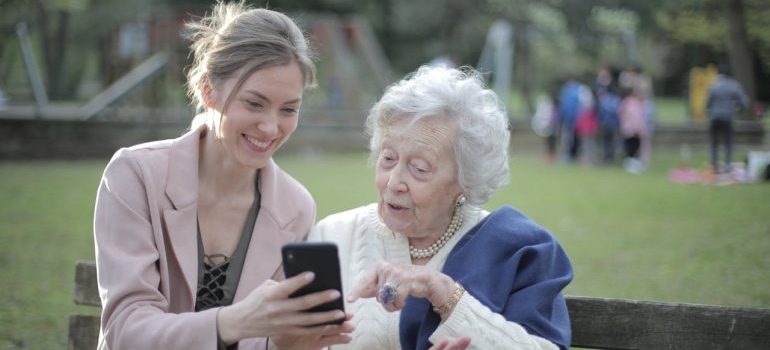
1,0,769,126
1,0,770,348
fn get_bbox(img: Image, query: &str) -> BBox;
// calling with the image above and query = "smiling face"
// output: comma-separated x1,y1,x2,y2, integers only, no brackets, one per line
375,117,463,243
207,61,304,170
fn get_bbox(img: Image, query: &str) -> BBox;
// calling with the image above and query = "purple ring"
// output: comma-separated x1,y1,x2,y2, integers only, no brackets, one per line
376,282,398,305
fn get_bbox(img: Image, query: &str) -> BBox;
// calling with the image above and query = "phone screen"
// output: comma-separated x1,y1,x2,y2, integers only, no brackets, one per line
281,242,345,324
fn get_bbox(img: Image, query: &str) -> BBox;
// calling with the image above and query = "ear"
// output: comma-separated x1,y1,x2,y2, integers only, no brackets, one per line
200,75,216,108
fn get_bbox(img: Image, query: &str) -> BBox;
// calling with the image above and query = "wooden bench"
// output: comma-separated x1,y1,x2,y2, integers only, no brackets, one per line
70,260,770,349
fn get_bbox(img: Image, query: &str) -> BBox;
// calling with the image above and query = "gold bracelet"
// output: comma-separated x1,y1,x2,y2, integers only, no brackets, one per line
432,282,465,316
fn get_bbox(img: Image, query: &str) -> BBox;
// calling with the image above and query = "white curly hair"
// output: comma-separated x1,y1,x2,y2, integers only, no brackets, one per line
366,65,511,205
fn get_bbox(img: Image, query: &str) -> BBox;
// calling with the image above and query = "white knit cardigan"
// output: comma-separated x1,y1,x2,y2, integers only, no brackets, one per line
308,203,557,350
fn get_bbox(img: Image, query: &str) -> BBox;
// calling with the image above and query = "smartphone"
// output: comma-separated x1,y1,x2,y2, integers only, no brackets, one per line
281,242,345,325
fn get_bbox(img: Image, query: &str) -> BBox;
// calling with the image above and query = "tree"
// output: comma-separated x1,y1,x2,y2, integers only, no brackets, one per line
655,0,770,110
724,0,756,105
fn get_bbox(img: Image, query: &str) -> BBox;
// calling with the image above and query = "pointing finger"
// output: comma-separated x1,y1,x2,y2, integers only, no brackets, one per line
347,269,379,302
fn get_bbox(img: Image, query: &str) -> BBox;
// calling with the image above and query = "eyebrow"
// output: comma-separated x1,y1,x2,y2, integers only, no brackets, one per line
243,90,302,104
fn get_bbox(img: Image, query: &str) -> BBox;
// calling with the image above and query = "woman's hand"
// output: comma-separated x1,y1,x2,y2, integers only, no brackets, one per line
217,272,351,344
270,313,355,350
430,336,472,350
347,261,456,313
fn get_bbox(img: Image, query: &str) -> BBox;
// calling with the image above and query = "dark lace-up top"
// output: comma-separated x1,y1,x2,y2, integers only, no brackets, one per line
195,177,260,349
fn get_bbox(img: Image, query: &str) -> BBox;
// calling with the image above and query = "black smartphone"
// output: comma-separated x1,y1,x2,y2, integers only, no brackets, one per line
281,242,345,325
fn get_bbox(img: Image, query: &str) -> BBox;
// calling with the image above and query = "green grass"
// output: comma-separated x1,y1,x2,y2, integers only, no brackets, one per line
2,149,769,348
0,161,104,349
489,152,770,306
283,150,770,307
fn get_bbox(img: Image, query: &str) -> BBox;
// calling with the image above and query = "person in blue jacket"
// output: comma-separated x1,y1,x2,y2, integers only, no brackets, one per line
707,63,750,173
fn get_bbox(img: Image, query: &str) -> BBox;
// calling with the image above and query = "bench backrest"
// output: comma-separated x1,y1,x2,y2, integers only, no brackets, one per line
71,260,770,349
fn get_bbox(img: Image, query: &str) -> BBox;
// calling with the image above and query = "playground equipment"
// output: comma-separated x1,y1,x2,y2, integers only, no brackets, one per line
79,52,167,120
8,22,168,120
6,22,168,120
4,15,392,123
477,20,513,110
15,22,48,117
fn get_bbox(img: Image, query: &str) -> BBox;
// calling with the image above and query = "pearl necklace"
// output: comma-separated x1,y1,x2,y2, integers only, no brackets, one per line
409,205,464,259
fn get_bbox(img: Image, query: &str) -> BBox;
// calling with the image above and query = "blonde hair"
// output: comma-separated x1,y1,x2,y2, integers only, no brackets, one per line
185,1,316,126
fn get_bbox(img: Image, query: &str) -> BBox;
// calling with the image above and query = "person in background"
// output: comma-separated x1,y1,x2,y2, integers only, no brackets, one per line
531,87,560,163
310,65,573,349
575,84,598,166
558,77,582,163
595,65,612,96
620,64,655,167
706,63,750,173
93,3,353,349
596,67,622,164
618,87,648,174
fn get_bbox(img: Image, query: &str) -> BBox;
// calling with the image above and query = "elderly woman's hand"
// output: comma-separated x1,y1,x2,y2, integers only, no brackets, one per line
347,261,458,314
217,272,351,344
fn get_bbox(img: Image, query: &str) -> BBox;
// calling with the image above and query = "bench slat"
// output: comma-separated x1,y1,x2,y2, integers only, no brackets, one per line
74,260,100,307
568,296,770,349
68,314,99,350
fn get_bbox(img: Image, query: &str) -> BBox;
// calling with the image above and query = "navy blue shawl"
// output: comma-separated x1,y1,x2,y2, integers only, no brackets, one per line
399,206,573,349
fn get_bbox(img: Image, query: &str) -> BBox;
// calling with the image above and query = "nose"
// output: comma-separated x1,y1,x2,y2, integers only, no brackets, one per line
257,111,278,136
386,165,408,193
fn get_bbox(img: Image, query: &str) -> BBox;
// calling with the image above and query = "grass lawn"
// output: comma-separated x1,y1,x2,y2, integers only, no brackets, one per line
2,148,769,348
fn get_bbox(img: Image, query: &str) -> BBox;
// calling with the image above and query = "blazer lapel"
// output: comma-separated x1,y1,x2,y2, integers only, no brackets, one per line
163,126,204,304
164,205,198,303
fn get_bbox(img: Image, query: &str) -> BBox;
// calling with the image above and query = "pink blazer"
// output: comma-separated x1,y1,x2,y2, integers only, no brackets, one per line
94,125,316,349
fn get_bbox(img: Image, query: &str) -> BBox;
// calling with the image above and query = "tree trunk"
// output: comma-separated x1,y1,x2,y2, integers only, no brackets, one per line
724,0,756,118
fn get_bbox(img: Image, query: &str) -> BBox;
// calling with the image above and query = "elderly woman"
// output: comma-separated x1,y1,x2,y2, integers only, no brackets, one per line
309,66,573,349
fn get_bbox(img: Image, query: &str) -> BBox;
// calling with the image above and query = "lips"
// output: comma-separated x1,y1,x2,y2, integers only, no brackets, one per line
386,202,410,212
243,134,274,152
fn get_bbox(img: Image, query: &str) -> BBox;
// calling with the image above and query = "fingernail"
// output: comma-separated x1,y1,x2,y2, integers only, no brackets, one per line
304,272,315,280
329,290,341,299
336,311,345,319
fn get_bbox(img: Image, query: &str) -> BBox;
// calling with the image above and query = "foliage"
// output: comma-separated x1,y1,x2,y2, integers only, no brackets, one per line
655,0,770,71
656,10,727,49
745,0,770,73
588,6,639,35
2,0,770,106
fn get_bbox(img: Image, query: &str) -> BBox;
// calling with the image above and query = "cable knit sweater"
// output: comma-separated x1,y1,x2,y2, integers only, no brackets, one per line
308,203,572,350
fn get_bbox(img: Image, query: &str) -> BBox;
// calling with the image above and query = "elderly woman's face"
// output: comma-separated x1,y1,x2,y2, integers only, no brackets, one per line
375,117,463,240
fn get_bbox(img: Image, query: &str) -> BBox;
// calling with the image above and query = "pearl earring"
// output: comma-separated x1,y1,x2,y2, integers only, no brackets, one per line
455,194,466,208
